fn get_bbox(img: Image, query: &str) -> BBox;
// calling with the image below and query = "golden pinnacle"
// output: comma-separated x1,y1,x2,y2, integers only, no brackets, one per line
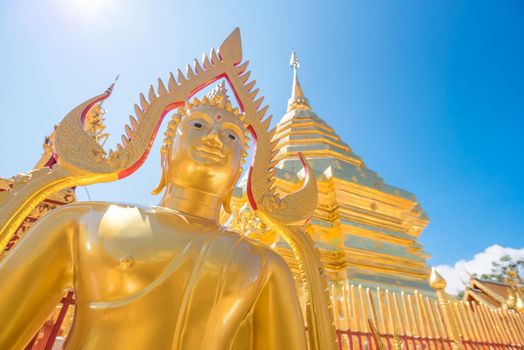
429,268,447,290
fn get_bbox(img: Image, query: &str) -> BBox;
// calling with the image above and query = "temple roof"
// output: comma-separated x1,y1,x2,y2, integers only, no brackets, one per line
464,276,524,312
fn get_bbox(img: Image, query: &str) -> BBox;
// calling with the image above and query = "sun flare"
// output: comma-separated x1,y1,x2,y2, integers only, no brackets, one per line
60,0,114,21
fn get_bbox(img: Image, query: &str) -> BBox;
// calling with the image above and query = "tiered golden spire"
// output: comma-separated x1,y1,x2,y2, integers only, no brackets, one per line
287,50,311,112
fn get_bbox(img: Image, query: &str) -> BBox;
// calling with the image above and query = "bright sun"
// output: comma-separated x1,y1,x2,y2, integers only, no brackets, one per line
62,0,113,21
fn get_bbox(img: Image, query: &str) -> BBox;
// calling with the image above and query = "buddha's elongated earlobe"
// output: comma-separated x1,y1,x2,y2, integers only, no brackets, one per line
151,170,167,195
222,189,233,214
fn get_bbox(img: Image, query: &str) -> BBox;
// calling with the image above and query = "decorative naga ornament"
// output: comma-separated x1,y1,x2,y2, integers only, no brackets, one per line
502,269,524,313
0,28,335,349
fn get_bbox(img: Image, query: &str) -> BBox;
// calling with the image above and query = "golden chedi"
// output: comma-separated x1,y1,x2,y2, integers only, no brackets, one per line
0,29,336,350
230,50,432,296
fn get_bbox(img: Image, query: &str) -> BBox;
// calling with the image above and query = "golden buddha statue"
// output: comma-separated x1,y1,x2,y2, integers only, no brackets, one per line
0,28,336,350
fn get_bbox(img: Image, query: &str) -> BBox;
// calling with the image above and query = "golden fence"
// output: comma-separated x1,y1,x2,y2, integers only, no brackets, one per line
21,282,524,350
330,282,524,350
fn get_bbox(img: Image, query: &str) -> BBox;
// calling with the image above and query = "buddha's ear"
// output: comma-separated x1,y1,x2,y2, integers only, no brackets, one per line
151,171,167,195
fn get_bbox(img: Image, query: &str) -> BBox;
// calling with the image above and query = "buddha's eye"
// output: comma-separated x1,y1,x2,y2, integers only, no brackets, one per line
227,133,236,141
192,122,203,129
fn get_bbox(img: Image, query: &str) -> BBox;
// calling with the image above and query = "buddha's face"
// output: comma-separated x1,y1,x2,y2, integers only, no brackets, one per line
165,105,245,197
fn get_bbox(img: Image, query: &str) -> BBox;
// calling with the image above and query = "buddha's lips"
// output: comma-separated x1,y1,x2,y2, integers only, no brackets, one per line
194,145,225,161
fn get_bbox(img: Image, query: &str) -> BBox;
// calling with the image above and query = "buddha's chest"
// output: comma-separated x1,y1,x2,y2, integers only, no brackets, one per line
76,230,237,302
73,218,265,309
68,236,257,350
64,205,269,349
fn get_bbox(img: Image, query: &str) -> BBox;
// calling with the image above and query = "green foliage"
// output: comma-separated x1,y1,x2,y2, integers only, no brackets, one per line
479,254,524,283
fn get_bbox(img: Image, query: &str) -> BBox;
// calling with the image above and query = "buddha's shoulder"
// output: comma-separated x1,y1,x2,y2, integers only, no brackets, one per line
47,202,290,272
220,229,290,275
48,201,152,221
45,201,174,238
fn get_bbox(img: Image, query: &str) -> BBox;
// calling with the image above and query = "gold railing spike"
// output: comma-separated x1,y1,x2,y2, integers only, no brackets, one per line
358,286,370,332
392,292,406,336
429,268,464,350
385,289,396,336
330,281,524,349
400,291,413,337
350,284,361,332
366,287,378,333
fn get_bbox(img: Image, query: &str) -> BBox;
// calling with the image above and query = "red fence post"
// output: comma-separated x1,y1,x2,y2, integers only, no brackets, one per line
42,292,75,350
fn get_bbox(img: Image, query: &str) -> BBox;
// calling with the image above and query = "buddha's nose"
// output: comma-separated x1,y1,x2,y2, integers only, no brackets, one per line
202,130,223,148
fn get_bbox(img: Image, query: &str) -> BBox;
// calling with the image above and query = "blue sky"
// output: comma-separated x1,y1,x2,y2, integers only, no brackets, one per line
0,0,522,267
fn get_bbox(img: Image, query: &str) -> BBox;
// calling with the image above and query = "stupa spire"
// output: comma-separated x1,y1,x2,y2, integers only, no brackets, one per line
287,49,311,112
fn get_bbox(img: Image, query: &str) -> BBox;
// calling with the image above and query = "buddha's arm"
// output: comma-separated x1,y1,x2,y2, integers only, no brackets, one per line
251,253,307,350
0,207,76,350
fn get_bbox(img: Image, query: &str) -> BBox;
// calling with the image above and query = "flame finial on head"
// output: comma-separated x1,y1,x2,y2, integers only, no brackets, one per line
206,80,231,107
